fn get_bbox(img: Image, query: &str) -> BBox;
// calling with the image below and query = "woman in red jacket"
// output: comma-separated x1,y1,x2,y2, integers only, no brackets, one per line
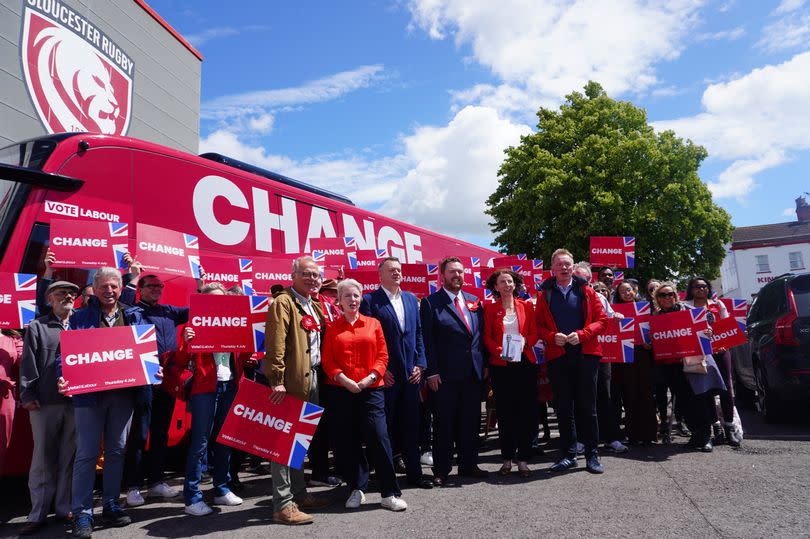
483,269,538,478
321,279,407,512
172,282,252,517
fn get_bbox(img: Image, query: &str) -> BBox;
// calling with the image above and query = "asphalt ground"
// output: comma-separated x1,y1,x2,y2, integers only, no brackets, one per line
2,406,810,539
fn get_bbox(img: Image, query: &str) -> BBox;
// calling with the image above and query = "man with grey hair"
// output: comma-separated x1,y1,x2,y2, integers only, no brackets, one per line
264,256,331,525
56,267,151,538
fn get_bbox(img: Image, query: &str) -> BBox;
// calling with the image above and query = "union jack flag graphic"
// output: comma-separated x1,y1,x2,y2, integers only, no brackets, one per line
634,301,651,316
343,236,356,248
429,282,438,294
108,222,129,237
516,253,527,260
613,271,625,283
471,257,481,267
239,258,253,272
623,237,635,268
250,296,270,352
532,259,544,270
311,250,326,263
188,255,202,279
623,237,635,247
375,249,387,259
639,321,651,345
690,307,708,325
347,251,358,270
241,279,254,296
252,322,266,353
619,317,635,334
511,265,523,273
250,295,270,314
183,234,199,249
534,274,543,291
113,244,129,270
474,273,483,288
14,273,37,292
484,289,493,301
132,325,161,383
18,300,37,328
288,401,324,468
427,264,438,275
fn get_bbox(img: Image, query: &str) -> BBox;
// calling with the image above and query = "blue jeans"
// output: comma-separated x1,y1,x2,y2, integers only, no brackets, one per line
72,390,134,514
184,381,237,505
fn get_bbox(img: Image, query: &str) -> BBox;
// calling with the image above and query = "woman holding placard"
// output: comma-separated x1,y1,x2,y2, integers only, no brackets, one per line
321,279,407,512
651,282,725,452
483,269,538,478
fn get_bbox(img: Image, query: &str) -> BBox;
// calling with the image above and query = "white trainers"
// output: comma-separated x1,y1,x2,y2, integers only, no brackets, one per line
148,482,181,499
420,451,434,466
126,488,145,507
609,440,629,454
185,501,213,516
381,495,408,512
213,492,243,506
345,489,365,509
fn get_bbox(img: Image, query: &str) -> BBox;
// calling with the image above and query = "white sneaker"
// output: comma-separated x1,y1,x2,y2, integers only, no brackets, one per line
185,501,213,516
126,488,145,507
345,489,365,509
381,495,408,512
213,492,243,506
420,451,434,466
609,440,629,454
148,482,181,499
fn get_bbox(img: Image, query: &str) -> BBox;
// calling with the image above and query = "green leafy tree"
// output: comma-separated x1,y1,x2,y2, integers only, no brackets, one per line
486,81,733,285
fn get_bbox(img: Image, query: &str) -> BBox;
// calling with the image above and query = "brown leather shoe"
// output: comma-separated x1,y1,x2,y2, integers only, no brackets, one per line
273,503,314,525
295,493,332,510
20,521,46,535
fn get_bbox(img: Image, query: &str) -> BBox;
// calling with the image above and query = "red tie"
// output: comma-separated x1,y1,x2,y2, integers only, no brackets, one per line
454,295,472,333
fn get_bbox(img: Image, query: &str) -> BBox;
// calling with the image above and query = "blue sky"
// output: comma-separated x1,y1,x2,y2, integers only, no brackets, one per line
152,0,810,249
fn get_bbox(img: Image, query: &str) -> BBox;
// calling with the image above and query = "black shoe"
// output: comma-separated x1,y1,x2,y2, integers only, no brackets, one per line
585,454,604,474
542,426,551,441
711,422,725,445
698,440,713,453
659,428,672,445
432,474,447,487
724,424,742,447
393,456,407,475
101,504,131,527
549,456,577,472
675,422,692,438
407,477,434,489
72,513,94,538
19,521,45,535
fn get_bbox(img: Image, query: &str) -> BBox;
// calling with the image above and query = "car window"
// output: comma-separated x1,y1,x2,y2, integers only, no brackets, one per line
752,280,787,321
791,274,810,317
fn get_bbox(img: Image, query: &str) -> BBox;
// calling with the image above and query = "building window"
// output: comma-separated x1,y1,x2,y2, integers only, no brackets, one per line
789,251,805,271
756,255,770,273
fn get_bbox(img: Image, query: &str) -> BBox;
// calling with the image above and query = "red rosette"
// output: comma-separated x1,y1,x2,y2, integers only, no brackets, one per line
467,301,480,312
300,314,321,332
496,309,505,317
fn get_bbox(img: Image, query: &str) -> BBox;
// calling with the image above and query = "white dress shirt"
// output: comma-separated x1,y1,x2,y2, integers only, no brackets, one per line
382,286,406,331
291,287,321,367
443,287,472,329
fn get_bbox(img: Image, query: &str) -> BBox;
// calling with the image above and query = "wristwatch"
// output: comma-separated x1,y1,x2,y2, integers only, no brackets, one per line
369,372,378,382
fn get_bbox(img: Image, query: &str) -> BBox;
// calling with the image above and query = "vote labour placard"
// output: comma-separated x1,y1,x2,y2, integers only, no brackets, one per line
249,256,294,294
597,317,635,363
400,264,429,297
649,307,712,362
612,301,652,344
589,237,635,268
720,298,749,326
216,379,323,470
188,294,268,353
60,325,160,395
710,316,748,353
0,272,37,329
310,236,356,268
50,218,129,269
136,223,201,278
200,255,255,295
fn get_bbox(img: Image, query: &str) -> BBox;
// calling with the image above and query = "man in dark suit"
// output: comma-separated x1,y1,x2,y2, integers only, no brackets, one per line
361,257,432,489
420,256,488,486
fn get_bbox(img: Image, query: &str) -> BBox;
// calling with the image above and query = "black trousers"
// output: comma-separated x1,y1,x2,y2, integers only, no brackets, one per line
385,377,423,481
308,369,332,478
547,350,600,457
123,387,176,489
491,360,537,461
325,385,400,497
622,348,658,443
655,363,690,431
596,362,622,443
432,377,482,477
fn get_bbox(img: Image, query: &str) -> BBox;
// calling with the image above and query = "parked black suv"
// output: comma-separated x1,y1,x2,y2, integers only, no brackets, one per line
736,272,810,421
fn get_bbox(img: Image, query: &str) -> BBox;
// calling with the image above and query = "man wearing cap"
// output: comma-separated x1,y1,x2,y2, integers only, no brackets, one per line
19,280,79,535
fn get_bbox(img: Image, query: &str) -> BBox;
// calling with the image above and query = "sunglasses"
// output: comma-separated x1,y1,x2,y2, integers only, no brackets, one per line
657,292,677,299
691,284,709,290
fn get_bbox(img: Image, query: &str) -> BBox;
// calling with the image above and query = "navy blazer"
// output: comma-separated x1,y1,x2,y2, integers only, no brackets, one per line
420,288,486,382
361,287,426,379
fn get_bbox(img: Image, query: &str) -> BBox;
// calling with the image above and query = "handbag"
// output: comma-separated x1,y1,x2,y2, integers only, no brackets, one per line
682,355,708,375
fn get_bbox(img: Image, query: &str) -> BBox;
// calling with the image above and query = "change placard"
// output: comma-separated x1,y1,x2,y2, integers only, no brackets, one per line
50,218,129,269
216,379,323,469
60,325,160,395
201,255,255,295
589,236,635,268
649,307,711,362
597,317,635,363
311,236,357,268
0,272,37,328
188,294,268,353
612,301,652,345
136,223,201,278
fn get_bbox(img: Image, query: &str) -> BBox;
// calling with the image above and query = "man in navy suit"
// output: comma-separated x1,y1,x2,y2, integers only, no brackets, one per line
420,256,488,486
361,257,432,489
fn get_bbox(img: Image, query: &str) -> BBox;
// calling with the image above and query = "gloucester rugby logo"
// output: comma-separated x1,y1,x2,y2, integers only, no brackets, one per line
20,0,134,135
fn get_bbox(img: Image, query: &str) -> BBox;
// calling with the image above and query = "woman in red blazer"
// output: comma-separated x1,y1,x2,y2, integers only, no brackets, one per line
483,269,538,478
321,279,407,512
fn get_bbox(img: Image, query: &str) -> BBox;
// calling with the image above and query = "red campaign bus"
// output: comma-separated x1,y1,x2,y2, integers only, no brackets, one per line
0,132,498,474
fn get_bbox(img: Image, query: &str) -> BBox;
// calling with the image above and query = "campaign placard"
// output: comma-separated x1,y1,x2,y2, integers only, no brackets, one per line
250,256,294,294
589,236,635,268
188,294,268,353
136,223,201,278
0,272,37,328
342,270,379,294
50,218,129,269
400,264,430,297
533,271,553,292
201,255,254,295
351,249,386,270
597,317,635,363
311,236,357,268
60,325,160,395
649,308,711,362
612,301,652,344
216,379,322,469
720,298,749,326
710,316,748,352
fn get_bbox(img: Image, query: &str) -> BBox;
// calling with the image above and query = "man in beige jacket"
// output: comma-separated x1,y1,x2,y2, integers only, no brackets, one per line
264,256,331,525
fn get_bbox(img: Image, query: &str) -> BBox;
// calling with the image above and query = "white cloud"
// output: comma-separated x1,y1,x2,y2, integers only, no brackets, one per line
695,26,745,42
409,0,704,112
758,13,810,52
654,51,810,198
247,113,274,134
774,0,805,15
381,106,531,236
783,206,797,217
185,25,270,47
